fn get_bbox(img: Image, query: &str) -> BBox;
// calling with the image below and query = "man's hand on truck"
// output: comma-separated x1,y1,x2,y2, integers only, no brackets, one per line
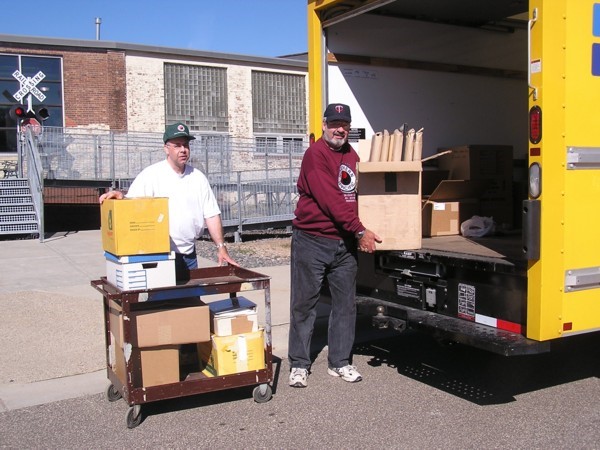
358,229,381,253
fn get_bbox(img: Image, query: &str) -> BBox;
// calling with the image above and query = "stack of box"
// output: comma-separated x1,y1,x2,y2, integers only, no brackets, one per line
101,197,176,290
198,297,265,376
108,298,210,387
437,145,514,229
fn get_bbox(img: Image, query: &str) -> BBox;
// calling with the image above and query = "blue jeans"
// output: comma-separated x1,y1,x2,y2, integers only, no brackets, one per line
175,249,198,281
288,229,358,370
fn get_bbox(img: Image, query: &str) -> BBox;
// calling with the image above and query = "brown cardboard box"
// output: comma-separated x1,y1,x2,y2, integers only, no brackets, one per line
422,180,482,237
108,300,126,384
358,161,422,250
422,169,450,196
437,145,513,199
131,301,210,348
101,197,170,256
132,346,180,387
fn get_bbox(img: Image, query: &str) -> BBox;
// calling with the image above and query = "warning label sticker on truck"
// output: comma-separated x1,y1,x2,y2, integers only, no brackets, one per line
457,283,476,321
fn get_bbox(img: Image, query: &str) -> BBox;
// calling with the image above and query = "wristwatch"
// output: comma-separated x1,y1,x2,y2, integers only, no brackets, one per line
356,230,366,240
216,242,227,249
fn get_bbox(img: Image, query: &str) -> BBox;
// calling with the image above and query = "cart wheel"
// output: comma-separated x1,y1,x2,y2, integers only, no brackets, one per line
252,383,273,403
126,404,143,429
106,384,122,402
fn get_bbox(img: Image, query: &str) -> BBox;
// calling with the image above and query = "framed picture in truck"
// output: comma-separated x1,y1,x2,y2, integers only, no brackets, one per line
307,0,600,355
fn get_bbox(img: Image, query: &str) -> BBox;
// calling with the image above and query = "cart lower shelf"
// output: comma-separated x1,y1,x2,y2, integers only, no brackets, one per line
92,265,274,429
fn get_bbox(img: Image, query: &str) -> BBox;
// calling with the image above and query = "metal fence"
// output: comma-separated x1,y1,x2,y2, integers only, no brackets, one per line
26,126,308,233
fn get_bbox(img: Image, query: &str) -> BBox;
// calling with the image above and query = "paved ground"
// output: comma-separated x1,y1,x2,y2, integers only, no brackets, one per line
1,231,600,447
0,230,300,411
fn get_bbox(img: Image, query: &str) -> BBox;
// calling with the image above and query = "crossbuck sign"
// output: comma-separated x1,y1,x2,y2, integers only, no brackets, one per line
12,70,46,102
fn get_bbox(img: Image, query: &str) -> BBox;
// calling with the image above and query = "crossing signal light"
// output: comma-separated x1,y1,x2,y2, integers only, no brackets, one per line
9,104,27,120
9,104,50,123
37,107,50,121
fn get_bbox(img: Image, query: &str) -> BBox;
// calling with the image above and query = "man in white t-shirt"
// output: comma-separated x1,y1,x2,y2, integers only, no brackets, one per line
100,122,237,280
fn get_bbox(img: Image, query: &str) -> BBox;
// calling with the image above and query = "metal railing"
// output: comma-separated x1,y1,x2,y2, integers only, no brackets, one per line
20,127,45,241
21,126,307,235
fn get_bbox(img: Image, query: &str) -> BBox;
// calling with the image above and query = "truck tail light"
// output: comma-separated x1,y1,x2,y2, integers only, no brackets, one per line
529,106,542,144
529,162,541,198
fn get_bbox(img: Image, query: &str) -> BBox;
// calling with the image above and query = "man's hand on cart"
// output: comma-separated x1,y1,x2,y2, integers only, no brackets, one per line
217,243,239,267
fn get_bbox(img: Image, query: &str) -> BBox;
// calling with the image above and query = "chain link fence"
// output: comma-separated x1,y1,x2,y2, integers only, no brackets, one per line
32,127,307,232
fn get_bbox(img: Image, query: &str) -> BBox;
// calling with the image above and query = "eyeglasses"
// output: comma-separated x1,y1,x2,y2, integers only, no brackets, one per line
166,142,190,149
326,120,350,130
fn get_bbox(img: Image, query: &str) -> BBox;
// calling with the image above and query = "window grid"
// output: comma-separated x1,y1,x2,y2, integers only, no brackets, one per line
252,71,306,134
164,63,229,132
255,136,304,154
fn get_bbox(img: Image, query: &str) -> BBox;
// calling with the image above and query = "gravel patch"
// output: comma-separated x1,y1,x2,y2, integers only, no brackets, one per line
195,229,292,268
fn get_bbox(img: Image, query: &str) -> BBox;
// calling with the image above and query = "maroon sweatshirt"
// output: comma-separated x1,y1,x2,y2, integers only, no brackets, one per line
293,138,365,239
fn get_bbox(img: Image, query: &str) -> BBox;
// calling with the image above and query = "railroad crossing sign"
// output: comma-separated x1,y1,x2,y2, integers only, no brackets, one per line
12,70,46,103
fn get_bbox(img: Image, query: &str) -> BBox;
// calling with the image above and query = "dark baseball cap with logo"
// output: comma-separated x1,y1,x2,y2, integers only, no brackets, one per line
163,122,196,143
324,103,352,123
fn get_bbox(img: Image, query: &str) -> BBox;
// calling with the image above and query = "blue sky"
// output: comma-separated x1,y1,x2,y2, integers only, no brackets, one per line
0,0,308,57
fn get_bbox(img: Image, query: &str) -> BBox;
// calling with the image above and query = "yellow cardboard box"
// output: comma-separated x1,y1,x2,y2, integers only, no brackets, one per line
199,329,265,376
101,197,170,256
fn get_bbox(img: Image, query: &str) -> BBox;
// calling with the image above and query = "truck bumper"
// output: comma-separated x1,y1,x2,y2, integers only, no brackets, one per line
356,295,551,356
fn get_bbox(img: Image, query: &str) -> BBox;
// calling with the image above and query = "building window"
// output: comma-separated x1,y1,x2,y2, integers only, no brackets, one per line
255,136,305,155
255,136,278,153
0,54,63,153
252,71,306,134
283,137,304,154
164,63,229,132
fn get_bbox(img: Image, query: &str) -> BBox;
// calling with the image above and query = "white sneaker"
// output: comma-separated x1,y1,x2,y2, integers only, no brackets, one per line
327,365,362,383
289,368,308,388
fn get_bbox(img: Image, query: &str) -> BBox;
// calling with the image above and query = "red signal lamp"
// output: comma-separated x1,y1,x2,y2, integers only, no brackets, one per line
9,105,27,120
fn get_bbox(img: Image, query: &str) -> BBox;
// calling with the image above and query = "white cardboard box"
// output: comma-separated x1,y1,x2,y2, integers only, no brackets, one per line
105,252,176,290
209,297,259,336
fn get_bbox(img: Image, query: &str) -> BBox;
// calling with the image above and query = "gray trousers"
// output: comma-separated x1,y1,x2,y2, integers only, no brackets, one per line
288,229,358,370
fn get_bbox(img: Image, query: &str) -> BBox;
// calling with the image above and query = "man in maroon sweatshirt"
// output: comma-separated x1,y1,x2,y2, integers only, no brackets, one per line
288,103,381,388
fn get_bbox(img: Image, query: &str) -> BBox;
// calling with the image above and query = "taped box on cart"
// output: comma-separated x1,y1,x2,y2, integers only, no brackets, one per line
209,296,259,336
131,298,210,347
101,197,170,256
108,299,126,384
105,251,176,291
132,345,180,387
108,300,185,386
198,329,265,376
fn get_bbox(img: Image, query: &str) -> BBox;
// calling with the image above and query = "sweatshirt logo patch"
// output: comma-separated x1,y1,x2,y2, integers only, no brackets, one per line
338,164,357,193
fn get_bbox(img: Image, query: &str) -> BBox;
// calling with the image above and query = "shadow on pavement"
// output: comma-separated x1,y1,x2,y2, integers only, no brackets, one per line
353,326,600,406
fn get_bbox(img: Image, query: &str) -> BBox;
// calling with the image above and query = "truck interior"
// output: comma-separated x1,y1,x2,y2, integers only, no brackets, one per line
319,0,528,28
313,1,554,354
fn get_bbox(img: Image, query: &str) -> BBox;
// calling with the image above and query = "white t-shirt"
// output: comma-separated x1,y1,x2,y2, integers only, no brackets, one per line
126,159,221,255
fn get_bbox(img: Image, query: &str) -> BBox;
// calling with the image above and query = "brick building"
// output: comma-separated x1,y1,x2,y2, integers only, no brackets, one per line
0,35,308,233
0,34,308,153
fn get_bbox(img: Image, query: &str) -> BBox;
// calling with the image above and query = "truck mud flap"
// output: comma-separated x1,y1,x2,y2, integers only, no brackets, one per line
355,295,551,357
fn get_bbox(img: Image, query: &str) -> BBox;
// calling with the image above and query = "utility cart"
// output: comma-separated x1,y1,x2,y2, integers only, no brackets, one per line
91,265,273,428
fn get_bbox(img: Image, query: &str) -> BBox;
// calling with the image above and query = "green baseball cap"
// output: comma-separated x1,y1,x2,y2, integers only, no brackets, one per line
163,122,196,143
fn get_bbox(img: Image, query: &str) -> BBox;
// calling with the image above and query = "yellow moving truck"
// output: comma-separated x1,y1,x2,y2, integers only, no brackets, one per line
307,0,600,355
